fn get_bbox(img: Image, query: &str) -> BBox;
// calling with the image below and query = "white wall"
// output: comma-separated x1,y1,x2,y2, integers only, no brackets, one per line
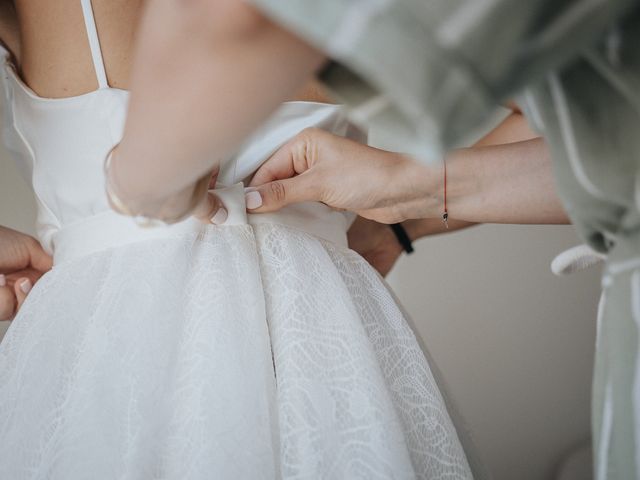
0,143,600,479
387,224,599,479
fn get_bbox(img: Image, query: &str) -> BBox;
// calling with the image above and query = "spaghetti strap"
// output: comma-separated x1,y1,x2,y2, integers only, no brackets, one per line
80,0,108,89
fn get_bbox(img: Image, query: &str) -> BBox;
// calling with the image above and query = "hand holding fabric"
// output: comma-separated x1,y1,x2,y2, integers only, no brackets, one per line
248,128,434,224
0,226,52,320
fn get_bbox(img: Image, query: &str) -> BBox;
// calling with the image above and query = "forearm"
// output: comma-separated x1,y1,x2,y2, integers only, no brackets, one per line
115,0,323,208
417,137,569,225
474,112,538,147
447,138,567,224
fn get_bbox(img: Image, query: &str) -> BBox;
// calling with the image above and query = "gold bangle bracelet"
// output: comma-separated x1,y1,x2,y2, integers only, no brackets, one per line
104,144,209,227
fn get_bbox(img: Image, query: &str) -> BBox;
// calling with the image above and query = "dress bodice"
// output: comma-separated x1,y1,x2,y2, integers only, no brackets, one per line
0,42,359,257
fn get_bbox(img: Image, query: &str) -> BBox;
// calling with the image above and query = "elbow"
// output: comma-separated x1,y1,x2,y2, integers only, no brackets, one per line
177,0,272,43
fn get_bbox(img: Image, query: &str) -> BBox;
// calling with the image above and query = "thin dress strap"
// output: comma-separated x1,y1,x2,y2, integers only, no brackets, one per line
80,0,108,89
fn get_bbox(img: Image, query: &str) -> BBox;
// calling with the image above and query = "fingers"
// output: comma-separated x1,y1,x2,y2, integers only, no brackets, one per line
14,277,32,312
192,191,228,225
245,174,317,213
194,168,226,225
26,238,53,273
249,131,316,187
208,168,220,190
0,274,16,321
0,274,32,320
250,151,298,187
247,128,336,213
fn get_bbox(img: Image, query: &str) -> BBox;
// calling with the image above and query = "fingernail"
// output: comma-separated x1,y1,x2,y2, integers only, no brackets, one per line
210,207,228,225
245,190,262,210
19,279,32,294
0,274,5,287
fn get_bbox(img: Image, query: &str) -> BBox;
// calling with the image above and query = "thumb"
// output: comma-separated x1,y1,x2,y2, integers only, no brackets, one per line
192,191,228,225
14,277,32,312
246,175,318,213
0,275,17,321
29,243,53,273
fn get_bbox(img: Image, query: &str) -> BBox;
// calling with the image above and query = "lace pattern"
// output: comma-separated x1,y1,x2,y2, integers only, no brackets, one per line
0,224,472,479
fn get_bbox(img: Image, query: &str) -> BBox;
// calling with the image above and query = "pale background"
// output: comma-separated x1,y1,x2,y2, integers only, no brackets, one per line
0,141,600,479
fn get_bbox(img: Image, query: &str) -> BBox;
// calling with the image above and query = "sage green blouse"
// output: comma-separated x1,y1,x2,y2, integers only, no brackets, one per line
249,1,640,478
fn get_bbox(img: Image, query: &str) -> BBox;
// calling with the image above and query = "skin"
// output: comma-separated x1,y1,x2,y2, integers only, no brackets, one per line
249,113,567,225
0,226,52,320
0,1,568,303
0,0,329,316
7,0,327,224
110,0,568,242
110,0,326,219
249,112,569,275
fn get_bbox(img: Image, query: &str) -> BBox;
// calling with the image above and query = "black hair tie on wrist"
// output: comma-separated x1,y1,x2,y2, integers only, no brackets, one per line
390,223,414,254
317,60,340,81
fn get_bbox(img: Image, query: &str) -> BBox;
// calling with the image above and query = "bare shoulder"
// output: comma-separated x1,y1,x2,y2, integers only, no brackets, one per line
292,79,335,104
13,0,142,97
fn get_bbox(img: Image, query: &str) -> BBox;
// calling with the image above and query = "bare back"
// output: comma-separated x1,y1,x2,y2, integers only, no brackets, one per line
1,0,329,101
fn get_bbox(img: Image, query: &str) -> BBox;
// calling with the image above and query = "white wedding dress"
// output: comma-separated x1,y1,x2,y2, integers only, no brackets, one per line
0,2,474,479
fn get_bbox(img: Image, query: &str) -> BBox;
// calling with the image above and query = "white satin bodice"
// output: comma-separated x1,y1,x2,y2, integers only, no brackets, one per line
0,44,359,263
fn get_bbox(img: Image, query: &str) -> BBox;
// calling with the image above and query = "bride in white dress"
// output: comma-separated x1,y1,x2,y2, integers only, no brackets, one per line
0,1,475,478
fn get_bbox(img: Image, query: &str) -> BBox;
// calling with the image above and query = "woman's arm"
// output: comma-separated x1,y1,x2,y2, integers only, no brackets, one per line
397,136,567,242
343,110,565,275
474,110,538,147
112,0,324,216
401,111,544,238
344,111,565,275
422,136,567,224
248,117,569,225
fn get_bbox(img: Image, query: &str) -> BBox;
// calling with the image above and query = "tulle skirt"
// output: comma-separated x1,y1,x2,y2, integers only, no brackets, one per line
0,223,473,479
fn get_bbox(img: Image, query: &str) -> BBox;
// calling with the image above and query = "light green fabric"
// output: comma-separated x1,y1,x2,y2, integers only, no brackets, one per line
523,20,640,476
251,0,636,160
249,0,640,478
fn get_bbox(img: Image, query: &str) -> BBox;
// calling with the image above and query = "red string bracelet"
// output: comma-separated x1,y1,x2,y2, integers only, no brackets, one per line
442,158,449,229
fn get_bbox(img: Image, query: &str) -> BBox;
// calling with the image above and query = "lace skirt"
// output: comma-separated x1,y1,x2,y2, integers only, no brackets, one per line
0,224,472,479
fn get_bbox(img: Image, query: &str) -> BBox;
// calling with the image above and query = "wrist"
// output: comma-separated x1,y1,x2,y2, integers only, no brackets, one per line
402,219,424,242
408,150,476,224
401,157,444,220
402,218,443,242
105,145,206,224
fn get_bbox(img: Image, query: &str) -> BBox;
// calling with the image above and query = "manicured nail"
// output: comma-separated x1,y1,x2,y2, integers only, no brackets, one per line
210,207,228,225
245,190,262,210
0,274,5,287
19,279,32,294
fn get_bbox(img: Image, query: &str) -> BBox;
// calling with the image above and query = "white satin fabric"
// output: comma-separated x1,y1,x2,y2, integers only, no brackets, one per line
0,9,473,477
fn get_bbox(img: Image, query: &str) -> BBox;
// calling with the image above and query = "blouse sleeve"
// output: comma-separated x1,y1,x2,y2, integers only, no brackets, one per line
248,0,635,162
